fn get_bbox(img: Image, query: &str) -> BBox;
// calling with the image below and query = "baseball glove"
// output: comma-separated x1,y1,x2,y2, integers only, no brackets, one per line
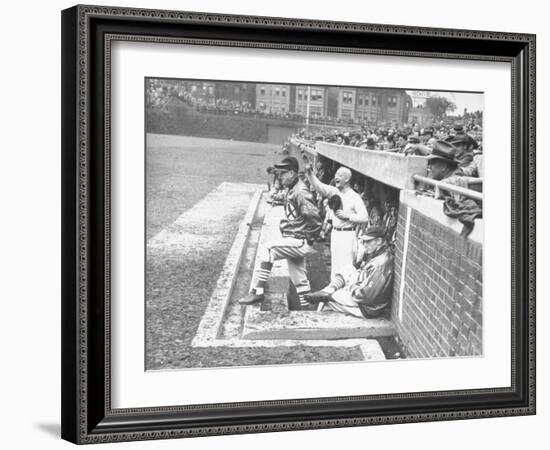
327,194,342,212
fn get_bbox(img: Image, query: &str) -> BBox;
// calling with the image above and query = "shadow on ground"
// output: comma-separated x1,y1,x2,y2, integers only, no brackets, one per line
35,422,60,438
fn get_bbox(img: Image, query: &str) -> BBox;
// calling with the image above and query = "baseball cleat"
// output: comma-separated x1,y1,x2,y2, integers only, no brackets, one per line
303,290,332,303
238,293,264,305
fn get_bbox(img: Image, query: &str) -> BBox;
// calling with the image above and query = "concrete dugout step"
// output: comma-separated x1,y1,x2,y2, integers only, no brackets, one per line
242,308,394,340
244,198,395,341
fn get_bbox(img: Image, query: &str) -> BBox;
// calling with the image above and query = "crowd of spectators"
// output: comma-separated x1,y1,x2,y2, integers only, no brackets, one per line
295,118,482,156
289,117,483,236
294,118,483,188
147,81,301,120
148,81,400,126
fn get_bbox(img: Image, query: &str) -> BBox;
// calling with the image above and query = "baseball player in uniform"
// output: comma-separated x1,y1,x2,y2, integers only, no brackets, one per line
305,164,368,277
239,157,322,309
305,226,394,318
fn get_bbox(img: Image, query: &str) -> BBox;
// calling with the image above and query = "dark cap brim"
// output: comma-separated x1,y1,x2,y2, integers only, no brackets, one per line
360,234,379,241
427,155,459,166
273,164,290,171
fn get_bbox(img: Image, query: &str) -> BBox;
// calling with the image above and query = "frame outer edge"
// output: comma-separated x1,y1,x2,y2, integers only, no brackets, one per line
77,3,534,41
61,5,80,445
527,33,536,414
66,5,537,443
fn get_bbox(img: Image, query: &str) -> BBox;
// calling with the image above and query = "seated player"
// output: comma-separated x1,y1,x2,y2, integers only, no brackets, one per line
305,226,394,318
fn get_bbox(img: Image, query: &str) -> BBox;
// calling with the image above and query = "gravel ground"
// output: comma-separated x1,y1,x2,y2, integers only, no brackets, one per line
146,134,364,370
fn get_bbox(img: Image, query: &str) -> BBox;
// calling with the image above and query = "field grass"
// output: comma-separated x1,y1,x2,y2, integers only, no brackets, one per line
147,134,279,239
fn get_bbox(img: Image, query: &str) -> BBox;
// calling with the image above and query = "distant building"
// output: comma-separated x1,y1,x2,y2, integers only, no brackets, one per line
356,88,403,123
325,87,339,118
256,84,292,113
338,87,357,120
215,82,256,106
182,80,217,101
340,87,410,124
147,79,411,124
294,86,327,117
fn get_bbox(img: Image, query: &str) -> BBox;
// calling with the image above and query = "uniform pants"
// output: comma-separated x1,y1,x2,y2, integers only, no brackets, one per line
330,229,356,278
260,237,316,294
327,264,364,318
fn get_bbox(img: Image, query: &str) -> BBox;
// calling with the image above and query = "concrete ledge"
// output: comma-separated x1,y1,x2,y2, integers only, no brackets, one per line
242,308,394,340
189,335,385,362
191,186,264,347
316,142,427,189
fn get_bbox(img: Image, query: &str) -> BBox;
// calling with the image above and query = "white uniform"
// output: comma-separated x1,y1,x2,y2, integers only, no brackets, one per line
329,265,365,318
314,184,368,277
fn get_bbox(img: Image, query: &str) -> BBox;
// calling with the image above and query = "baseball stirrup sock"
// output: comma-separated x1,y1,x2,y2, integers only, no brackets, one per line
253,261,273,294
327,274,345,292
299,292,310,307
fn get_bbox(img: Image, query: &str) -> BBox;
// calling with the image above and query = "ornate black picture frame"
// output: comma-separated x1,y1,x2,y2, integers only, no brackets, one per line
61,4,536,444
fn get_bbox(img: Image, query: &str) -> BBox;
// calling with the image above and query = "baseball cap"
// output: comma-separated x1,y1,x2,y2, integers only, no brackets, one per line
360,226,385,241
274,156,299,172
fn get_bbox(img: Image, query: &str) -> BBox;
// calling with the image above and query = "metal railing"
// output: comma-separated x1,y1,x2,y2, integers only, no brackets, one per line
291,138,316,153
413,174,483,202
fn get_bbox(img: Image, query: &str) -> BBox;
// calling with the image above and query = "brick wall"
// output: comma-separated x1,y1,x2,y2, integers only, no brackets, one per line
390,195,483,358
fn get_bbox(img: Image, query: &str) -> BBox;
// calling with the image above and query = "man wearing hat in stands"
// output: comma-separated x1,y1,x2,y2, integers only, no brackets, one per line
239,156,322,309
304,162,368,278
427,140,469,200
304,226,394,319
449,131,478,168
427,140,460,180
403,134,419,154
421,126,438,149
453,120,463,131
443,122,472,165
404,133,432,156
458,153,484,179
386,130,408,153
365,137,377,150
385,129,396,150
422,126,434,141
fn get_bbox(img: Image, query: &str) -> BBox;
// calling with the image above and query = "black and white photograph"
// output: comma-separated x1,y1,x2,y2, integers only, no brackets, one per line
1,0,544,446
145,78,484,370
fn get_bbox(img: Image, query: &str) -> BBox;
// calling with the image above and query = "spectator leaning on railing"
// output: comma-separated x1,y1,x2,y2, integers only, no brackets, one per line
423,140,483,237
446,124,478,168
424,140,470,201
